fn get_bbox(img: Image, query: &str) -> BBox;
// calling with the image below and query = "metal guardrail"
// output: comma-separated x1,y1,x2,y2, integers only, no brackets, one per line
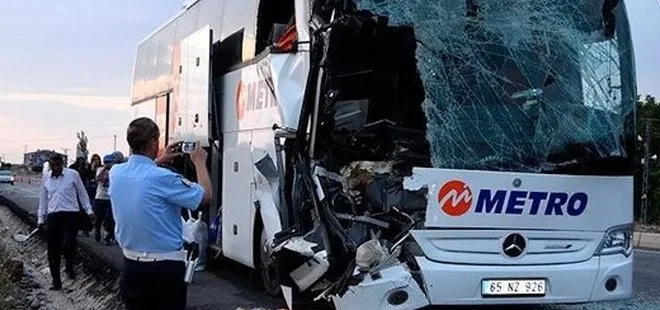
15,176,42,185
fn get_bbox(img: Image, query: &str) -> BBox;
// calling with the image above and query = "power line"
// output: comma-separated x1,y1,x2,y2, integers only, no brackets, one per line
0,135,117,143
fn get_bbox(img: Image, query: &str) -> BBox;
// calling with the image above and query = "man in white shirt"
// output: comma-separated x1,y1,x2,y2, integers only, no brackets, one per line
38,154,96,290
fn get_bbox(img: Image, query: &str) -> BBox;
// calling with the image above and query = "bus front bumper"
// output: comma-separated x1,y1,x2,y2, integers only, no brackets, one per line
416,252,633,305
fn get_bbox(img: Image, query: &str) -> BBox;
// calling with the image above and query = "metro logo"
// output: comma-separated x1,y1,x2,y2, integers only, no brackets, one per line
437,180,589,217
437,180,473,216
235,78,278,121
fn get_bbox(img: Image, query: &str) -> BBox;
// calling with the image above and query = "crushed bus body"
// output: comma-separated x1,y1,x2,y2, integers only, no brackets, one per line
130,0,636,308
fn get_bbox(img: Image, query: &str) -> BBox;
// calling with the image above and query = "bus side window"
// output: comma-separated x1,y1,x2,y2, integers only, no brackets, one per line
255,0,295,55
213,29,244,75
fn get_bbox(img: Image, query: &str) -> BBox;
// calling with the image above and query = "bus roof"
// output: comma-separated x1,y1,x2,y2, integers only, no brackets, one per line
137,0,202,46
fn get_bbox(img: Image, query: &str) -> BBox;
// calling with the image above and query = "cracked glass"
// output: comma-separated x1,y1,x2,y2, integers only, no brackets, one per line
356,0,636,174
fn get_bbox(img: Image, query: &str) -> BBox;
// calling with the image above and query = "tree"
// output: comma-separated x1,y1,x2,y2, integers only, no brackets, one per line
76,131,89,161
636,94,660,224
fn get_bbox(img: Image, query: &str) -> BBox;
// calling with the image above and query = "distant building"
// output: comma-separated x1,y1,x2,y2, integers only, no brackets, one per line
23,150,68,171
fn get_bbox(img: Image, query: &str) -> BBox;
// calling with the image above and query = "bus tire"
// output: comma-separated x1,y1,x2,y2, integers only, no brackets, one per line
258,227,282,296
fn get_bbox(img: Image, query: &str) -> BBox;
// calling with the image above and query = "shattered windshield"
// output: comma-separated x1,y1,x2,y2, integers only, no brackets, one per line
357,0,636,175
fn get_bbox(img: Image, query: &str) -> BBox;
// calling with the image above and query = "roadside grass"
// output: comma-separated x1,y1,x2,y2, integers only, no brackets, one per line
635,222,660,234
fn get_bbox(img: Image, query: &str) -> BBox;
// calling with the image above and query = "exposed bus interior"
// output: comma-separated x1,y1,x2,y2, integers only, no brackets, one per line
268,0,635,307
256,0,296,54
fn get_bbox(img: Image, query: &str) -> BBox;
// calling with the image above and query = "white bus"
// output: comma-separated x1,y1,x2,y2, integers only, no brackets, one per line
130,0,636,308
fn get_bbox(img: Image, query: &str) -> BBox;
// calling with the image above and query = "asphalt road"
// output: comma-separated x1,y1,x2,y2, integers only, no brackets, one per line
1,182,659,310
0,182,285,310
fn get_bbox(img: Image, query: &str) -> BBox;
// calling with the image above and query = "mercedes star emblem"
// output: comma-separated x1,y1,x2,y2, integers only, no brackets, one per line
502,233,526,258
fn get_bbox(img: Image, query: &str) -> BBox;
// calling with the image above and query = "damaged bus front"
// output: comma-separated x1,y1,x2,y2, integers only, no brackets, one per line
270,0,636,308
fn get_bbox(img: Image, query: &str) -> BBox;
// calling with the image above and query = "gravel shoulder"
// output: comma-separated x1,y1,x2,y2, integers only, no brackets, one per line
0,205,121,310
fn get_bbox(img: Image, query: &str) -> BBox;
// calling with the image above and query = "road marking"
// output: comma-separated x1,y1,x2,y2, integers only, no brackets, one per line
635,249,660,255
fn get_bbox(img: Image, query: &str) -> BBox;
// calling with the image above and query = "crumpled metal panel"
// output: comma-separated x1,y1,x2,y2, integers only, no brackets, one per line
332,264,430,310
357,0,634,173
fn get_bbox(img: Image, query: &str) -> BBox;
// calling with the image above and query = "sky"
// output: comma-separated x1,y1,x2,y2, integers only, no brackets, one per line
0,0,659,164
0,0,182,164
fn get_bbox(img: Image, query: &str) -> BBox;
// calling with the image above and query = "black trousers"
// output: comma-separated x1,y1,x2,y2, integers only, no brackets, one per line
77,196,93,233
121,258,187,310
46,212,79,285
93,199,115,240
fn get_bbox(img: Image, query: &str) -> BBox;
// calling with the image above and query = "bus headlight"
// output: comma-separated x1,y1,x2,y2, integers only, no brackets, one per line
595,224,633,257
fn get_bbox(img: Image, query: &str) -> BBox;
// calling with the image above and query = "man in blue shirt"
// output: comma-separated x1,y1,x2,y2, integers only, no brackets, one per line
109,117,212,310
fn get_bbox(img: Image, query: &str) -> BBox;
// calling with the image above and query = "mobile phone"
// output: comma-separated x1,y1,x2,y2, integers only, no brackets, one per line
181,141,197,154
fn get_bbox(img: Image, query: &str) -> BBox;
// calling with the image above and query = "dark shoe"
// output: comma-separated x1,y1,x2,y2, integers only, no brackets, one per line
50,280,62,291
94,230,101,243
82,231,90,237
103,236,116,246
66,269,76,280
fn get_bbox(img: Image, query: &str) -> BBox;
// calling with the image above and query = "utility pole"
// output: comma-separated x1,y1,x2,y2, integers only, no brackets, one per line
641,121,652,225
23,145,28,165
114,134,117,152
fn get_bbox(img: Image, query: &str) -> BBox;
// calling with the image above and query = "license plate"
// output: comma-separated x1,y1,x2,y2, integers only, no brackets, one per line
481,279,546,296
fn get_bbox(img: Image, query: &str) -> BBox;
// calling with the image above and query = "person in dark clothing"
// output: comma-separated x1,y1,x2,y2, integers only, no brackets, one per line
70,157,94,236
90,154,102,172
89,154,102,201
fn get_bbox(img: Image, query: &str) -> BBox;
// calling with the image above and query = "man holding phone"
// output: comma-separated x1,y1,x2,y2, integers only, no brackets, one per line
108,117,212,310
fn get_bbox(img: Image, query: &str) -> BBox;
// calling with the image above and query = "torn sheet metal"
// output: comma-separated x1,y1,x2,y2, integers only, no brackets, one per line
282,285,294,310
314,165,344,183
255,154,281,210
357,0,635,173
355,239,387,270
290,250,330,291
331,264,430,310
273,237,318,258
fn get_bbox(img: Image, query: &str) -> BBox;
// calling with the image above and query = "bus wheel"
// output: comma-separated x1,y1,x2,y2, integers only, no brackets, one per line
259,228,282,296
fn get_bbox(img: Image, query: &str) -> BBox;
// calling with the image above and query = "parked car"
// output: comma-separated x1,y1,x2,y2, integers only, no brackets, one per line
0,170,15,185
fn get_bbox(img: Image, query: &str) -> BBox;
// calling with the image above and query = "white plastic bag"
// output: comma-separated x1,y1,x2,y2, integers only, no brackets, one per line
192,215,208,271
181,210,208,271
182,214,195,243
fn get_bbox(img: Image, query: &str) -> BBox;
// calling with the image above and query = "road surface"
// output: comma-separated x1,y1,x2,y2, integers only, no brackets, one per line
2,182,659,310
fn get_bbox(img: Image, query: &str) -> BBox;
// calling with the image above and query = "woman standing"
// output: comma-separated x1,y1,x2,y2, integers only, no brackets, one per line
94,154,118,245
90,154,102,174
88,154,102,214
88,154,102,203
